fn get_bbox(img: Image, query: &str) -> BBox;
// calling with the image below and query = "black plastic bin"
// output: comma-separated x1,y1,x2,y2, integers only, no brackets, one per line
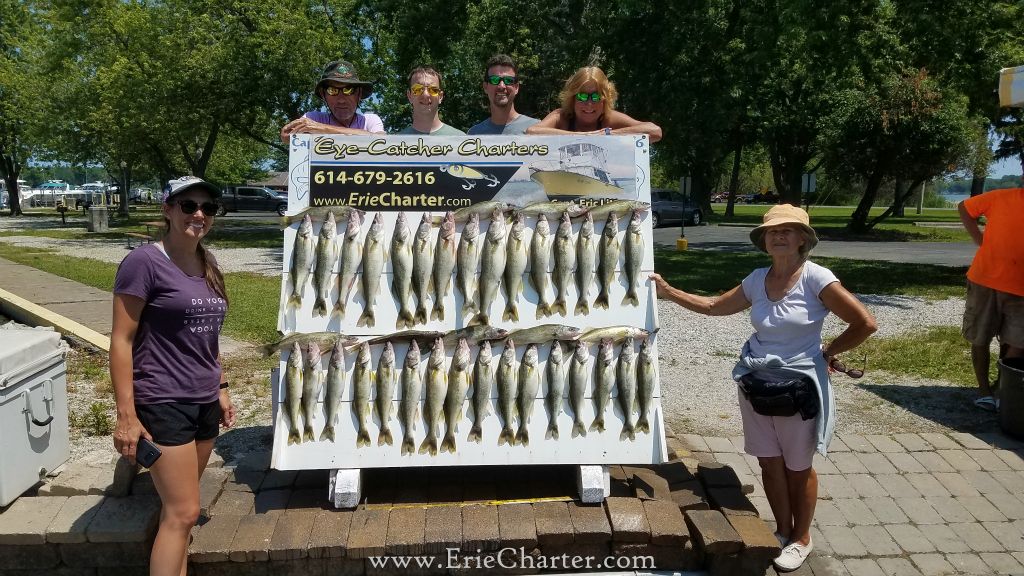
998,358,1024,439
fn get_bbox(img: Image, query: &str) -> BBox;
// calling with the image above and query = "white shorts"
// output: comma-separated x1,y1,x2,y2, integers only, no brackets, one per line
737,385,816,471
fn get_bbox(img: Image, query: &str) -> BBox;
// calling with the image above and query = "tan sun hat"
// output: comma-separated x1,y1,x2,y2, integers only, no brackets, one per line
749,204,819,253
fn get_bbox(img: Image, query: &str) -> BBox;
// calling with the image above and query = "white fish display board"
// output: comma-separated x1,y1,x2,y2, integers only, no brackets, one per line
272,134,667,469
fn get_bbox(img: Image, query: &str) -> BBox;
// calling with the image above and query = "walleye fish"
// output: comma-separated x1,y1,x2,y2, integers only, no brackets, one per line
550,211,575,317
319,338,345,442
446,200,513,224
636,337,656,435
502,211,528,322
411,213,434,325
496,338,518,446
616,337,638,441
582,200,651,221
419,338,447,455
285,341,304,445
312,211,338,317
574,211,596,315
287,215,315,308
594,212,620,310
545,341,565,440
399,340,423,456
590,338,615,433
391,212,415,329
359,329,445,350
456,212,481,314
335,209,363,317
515,344,540,446
441,338,472,453
468,340,493,443
352,342,373,448
357,213,386,328
569,340,589,438
507,324,582,345
621,210,644,307
519,200,587,218
530,213,552,318
261,331,358,357
431,211,457,321
579,325,653,344
442,325,509,348
301,341,322,442
281,205,364,228
375,341,397,446
471,208,507,326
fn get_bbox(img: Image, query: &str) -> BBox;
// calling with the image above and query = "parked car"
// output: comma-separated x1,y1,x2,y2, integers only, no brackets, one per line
650,188,702,228
219,186,288,215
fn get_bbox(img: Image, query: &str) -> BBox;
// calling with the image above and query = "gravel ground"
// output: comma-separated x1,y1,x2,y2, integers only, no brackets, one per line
0,221,983,465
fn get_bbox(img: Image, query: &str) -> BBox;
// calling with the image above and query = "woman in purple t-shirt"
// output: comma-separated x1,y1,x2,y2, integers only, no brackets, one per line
111,176,236,575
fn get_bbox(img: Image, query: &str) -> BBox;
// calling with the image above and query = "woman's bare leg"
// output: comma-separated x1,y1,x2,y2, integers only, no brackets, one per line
785,466,817,545
759,456,792,538
148,442,200,576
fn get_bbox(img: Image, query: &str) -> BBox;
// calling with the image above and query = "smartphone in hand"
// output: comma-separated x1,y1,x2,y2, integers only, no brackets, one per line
136,438,162,468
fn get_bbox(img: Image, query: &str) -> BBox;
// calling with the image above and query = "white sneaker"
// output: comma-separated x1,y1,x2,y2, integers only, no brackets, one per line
774,538,813,572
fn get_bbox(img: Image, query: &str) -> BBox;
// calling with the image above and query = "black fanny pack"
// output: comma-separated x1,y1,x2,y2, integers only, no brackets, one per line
739,373,820,420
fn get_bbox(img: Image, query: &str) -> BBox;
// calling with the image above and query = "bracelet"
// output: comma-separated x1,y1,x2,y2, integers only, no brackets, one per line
604,127,612,135
219,382,229,389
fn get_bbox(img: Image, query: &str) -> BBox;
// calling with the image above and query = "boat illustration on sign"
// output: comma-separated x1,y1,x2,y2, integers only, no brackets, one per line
529,142,624,198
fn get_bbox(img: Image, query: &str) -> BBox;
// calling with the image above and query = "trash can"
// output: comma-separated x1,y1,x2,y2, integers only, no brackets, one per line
0,329,70,506
998,358,1024,439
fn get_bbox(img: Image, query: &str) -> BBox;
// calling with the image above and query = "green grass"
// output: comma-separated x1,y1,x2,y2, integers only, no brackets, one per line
0,244,280,343
0,218,280,248
654,249,967,300
850,326,987,388
708,204,970,242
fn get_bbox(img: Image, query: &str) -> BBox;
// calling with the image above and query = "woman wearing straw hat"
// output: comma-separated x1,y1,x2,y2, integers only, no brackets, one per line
651,204,876,572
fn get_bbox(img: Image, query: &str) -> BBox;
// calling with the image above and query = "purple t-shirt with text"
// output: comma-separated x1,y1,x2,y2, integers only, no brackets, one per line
113,244,226,404
303,110,385,133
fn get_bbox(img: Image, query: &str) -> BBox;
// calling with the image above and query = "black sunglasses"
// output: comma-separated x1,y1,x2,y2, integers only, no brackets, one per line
486,75,518,86
176,199,220,215
829,355,865,378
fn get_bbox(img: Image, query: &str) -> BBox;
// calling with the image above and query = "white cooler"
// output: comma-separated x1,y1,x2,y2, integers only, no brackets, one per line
0,329,70,506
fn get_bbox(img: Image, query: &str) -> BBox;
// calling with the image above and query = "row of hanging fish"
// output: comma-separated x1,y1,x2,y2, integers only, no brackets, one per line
279,325,657,452
285,199,651,328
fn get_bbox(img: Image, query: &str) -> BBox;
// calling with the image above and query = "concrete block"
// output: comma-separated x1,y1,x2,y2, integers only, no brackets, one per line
948,521,1003,553
567,501,612,544
819,474,857,499
927,495,975,523
807,554,852,576
944,553,991,574
211,489,255,516
85,495,160,543
423,505,462,555
267,508,316,561
841,557,885,575
532,501,573,547
206,450,225,469
254,489,292,515
679,434,710,452
307,509,352,559
838,433,875,452
697,461,741,488
855,452,898,475
979,552,1024,574
704,437,735,453
912,452,956,473
818,524,867,557
223,468,266,492
576,465,608,503
497,503,536,549
905,473,952,497
851,524,901,556
834,497,880,525
385,506,426,556
983,520,1024,551
460,504,499,552
330,469,361,509
235,450,272,471
862,496,909,524
983,492,1024,520
846,474,888,498
605,497,650,543
228,513,279,562
813,500,847,526
909,553,956,576
707,486,758,516
130,470,156,496
46,495,104,544
653,460,695,485
937,449,982,471
666,436,690,461
918,524,970,553
631,469,671,500
189,513,243,563
89,458,137,497
873,557,922,576
830,452,870,474
0,496,67,544
994,449,1024,471
642,499,688,546
287,487,327,512
893,433,933,452
949,432,991,450
683,509,742,555
346,507,389,559
956,495,1007,522
726,513,779,558
962,470,1011,494
199,467,231,517
295,469,330,489
864,434,906,453
40,460,102,497
894,497,944,525
669,480,709,511
885,524,936,553
0,543,62,570
262,469,299,490
885,452,928,474
933,472,979,497
59,541,151,567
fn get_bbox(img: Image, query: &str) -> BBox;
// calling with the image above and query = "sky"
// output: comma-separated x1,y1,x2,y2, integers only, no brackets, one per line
989,156,1022,177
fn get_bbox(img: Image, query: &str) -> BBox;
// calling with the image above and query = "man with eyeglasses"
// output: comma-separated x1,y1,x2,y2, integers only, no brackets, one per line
280,60,386,142
467,54,539,135
398,65,465,136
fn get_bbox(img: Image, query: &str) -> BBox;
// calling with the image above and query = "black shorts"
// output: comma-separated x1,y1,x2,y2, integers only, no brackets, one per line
135,401,222,446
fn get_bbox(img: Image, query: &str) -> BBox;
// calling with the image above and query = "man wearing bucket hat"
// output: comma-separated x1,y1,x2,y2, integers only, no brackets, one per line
651,204,876,572
958,188,1024,412
280,60,386,142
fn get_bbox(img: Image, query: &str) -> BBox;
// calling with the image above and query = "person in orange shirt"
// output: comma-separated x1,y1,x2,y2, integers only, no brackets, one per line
958,188,1024,411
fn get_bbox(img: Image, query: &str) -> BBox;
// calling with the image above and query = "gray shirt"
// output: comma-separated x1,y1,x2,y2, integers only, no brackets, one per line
397,123,466,136
468,114,540,135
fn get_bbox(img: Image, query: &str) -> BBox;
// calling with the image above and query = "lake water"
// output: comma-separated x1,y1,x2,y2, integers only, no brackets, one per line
940,193,968,205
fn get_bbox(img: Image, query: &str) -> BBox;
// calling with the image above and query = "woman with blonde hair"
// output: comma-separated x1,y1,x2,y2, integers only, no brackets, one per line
526,66,662,142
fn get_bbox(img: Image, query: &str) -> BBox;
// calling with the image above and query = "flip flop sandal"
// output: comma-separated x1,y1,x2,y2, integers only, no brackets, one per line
974,396,998,412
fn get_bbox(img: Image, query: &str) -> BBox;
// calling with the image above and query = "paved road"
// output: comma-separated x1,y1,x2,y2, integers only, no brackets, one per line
652,224,977,267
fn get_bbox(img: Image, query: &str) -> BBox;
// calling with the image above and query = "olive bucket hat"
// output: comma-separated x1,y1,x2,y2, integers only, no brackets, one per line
316,60,374,100
749,204,819,253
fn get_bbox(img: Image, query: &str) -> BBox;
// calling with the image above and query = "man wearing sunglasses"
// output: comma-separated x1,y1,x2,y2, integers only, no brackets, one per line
398,65,465,136
468,54,539,135
280,60,386,142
